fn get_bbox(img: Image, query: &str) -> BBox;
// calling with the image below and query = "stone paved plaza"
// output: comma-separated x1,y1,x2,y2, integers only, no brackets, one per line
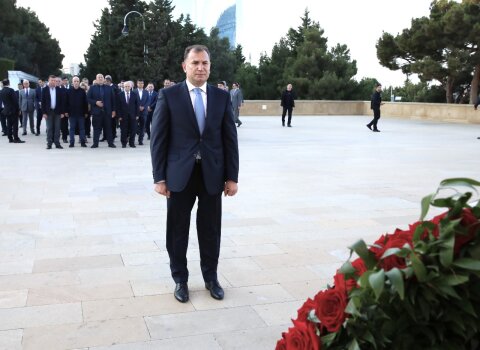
0,115,479,349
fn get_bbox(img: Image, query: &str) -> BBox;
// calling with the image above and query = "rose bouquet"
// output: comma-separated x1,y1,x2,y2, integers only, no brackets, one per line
276,178,480,350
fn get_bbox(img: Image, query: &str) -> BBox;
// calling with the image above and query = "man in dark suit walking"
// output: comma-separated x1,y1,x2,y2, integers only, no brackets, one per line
150,45,239,303
42,75,66,149
145,82,158,140
116,81,139,148
87,73,117,148
134,79,149,145
35,78,45,135
0,79,24,143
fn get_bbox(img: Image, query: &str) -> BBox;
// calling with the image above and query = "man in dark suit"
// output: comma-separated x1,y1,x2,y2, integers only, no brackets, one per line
134,79,149,145
145,82,158,140
66,76,88,147
35,79,45,135
42,75,67,149
367,83,383,132
116,80,139,148
281,83,295,127
0,86,6,136
87,73,117,148
150,44,239,303
57,77,69,143
105,75,119,140
0,79,24,143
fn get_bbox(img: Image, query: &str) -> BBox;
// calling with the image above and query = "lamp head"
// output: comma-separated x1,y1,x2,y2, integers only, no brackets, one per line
121,25,129,36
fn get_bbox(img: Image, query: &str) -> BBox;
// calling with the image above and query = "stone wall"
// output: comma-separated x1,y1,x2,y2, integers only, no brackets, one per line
240,101,480,124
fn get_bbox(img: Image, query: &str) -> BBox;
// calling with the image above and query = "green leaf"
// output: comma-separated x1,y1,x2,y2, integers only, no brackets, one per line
453,258,480,271
439,178,480,192
468,243,480,260
380,248,401,260
443,274,469,286
420,193,435,220
321,332,337,346
368,269,385,300
349,240,377,269
439,235,455,268
345,297,360,317
410,253,427,282
386,268,405,300
347,338,361,350
339,261,356,275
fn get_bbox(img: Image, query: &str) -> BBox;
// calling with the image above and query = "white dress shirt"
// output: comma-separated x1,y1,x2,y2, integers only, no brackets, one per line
186,80,207,114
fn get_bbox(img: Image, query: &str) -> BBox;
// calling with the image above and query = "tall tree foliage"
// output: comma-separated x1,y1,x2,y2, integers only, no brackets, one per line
244,9,358,100
82,0,243,88
376,0,480,103
0,0,63,77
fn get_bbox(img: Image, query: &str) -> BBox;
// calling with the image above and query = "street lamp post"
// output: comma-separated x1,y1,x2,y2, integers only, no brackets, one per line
122,11,148,65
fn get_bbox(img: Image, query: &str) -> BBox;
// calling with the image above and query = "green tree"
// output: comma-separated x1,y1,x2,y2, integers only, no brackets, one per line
0,0,63,77
376,0,480,103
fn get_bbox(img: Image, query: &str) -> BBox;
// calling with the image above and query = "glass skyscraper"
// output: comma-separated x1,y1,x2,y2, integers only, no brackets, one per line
216,4,236,48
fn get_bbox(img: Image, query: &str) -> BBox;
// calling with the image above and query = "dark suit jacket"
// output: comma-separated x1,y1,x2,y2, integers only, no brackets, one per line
87,84,116,115
371,91,382,110
116,90,139,119
281,90,295,108
148,90,158,113
134,88,149,117
35,86,44,110
150,81,239,195
66,87,88,116
42,86,66,115
0,87,19,115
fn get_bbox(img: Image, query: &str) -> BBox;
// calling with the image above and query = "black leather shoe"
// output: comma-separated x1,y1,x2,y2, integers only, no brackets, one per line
46,144,52,149
138,141,144,145
91,144,98,148
174,282,189,303
55,144,63,149
122,144,126,148
13,139,25,143
1,132,7,136
282,122,285,127
373,129,381,132
287,124,292,127
63,138,68,143
366,124,372,131
22,132,27,136
69,144,74,148
35,133,39,136
205,280,224,300
129,144,136,148
81,143,87,148
108,144,116,148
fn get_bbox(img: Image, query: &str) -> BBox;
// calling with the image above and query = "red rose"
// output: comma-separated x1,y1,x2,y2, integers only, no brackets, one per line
454,208,480,253
275,336,287,350
373,229,413,271
296,298,316,322
334,258,368,292
351,258,367,276
284,320,320,350
313,288,347,333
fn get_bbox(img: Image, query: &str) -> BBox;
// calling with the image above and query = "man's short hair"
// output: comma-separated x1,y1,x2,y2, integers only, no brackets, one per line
183,45,210,61
48,75,56,80
137,79,144,83
2,79,9,86
375,82,382,87
105,75,112,81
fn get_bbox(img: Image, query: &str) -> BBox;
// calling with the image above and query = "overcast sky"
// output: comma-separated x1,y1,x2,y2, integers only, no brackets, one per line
16,0,433,86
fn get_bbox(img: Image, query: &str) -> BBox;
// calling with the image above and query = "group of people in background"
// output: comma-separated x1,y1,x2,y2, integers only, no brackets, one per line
0,75,246,149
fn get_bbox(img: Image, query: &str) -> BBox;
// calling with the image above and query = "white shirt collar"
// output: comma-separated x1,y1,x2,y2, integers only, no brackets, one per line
186,80,207,94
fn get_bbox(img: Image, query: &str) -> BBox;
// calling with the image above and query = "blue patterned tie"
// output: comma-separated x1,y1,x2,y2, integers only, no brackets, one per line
194,88,205,133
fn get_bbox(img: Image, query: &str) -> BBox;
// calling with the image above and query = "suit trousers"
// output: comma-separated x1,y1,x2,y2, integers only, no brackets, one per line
46,111,61,146
368,108,381,130
0,112,6,133
233,107,241,124
61,116,69,141
22,110,35,134
36,108,43,133
145,111,153,138
120,115,137,146
166,163,222,283
92,111,113,146
85,115,91,137
137,115,146,143
5,113,20,141
69,115,86,144
282,107,293,125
